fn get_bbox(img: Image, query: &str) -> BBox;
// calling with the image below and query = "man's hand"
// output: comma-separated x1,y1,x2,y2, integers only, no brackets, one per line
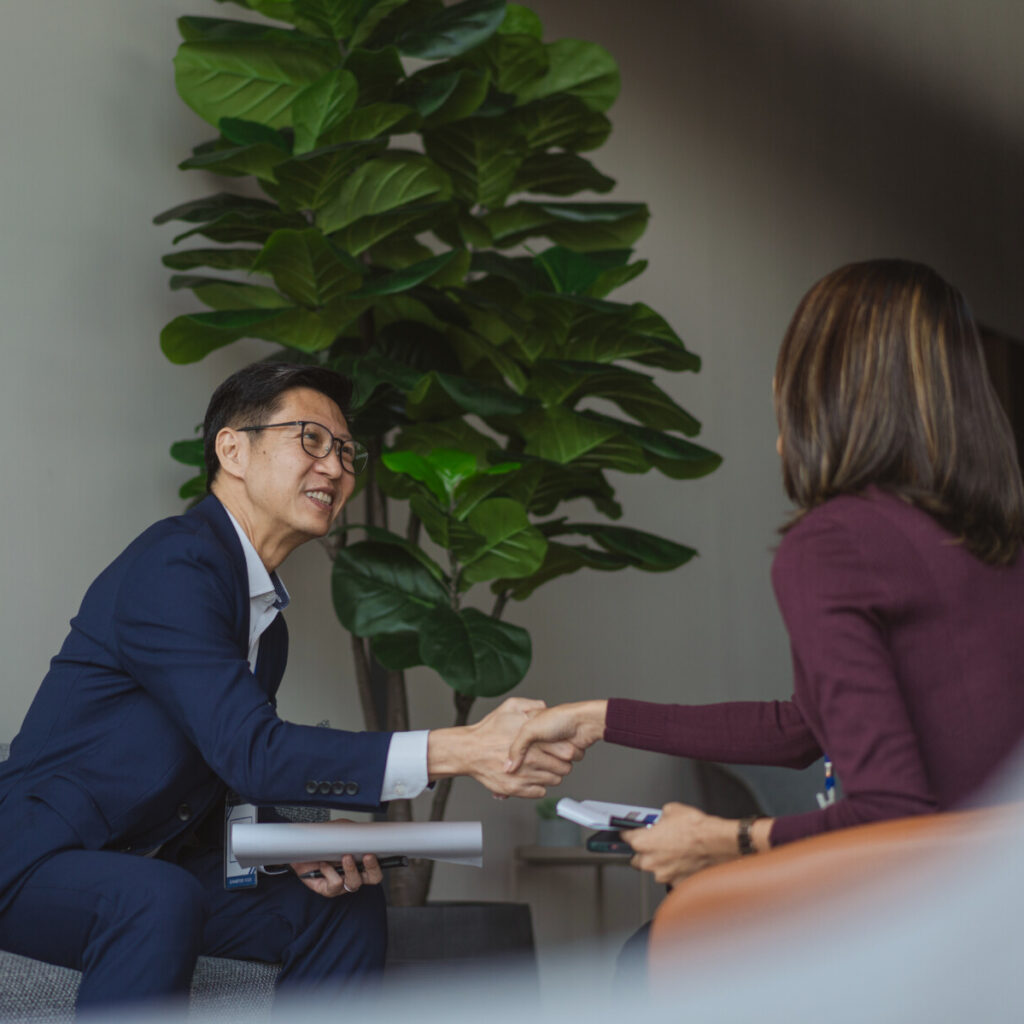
291,852,383,898
623,802,771,886
505,700,607,773
428,697,582,799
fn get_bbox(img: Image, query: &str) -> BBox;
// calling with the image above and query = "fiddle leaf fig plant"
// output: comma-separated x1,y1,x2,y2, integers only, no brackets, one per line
158,0,720,905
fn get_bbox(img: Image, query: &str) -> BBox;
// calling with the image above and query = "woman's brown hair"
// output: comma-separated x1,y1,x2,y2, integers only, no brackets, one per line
775,259,1024,564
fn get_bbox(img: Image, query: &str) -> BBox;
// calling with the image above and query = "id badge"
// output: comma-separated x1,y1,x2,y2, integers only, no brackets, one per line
224,801,258,890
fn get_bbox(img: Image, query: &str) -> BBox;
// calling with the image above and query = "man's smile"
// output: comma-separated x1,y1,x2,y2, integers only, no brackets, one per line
305,489,334,510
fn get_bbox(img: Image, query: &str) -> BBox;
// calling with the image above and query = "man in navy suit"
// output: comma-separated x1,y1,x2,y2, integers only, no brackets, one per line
0,363,577,1012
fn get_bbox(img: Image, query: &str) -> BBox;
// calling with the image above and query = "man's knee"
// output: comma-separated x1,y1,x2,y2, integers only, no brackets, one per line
95,861,205,954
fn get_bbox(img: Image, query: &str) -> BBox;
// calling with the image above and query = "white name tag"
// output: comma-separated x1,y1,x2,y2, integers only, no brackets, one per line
224,802,258,890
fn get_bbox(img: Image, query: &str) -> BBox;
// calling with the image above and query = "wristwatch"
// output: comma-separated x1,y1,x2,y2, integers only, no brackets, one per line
737,815,762,856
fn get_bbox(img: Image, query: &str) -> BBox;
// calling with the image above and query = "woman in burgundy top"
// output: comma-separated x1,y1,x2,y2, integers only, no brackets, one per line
508,259,1024,886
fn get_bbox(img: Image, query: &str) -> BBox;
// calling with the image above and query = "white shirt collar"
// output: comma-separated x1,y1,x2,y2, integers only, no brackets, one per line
223,508,290,609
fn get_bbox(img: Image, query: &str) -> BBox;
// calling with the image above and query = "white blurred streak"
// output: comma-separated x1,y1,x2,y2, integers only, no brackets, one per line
91,745,1024,1024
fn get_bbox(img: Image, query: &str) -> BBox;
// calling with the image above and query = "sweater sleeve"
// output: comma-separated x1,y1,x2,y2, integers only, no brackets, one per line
767,509,938,845
605,698,821,768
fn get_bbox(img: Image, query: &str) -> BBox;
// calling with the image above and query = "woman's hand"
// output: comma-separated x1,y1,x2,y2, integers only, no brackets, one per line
291,852,383,898
623,802,772,886
504,700,608,774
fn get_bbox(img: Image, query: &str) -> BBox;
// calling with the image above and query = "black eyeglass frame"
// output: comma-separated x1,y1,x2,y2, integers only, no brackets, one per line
237,421,368,475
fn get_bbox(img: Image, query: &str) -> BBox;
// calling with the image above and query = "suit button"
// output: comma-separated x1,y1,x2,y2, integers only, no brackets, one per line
318,781,332,795
305,781,318,794
176,804,192,822
332,782,345,795
345,782,359,796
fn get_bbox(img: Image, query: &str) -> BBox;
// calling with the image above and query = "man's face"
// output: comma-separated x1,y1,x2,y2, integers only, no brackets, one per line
238,387,356,551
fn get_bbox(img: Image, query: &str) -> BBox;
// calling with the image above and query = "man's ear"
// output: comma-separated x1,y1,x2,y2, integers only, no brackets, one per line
214,427,248,482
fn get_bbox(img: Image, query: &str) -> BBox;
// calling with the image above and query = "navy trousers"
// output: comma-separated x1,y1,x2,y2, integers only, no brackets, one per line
0,844,387,1013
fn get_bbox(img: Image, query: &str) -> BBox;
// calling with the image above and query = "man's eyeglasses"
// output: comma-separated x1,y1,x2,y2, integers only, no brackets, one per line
238,421,368,475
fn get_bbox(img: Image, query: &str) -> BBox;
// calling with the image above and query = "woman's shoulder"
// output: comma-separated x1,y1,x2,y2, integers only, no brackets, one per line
772,488,941,597
781,487,939,552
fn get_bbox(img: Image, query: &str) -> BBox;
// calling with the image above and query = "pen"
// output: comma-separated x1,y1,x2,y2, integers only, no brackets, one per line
299,855,408,879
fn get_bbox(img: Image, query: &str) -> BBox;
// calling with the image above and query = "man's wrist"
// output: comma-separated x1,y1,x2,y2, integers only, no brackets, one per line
426,727,469,781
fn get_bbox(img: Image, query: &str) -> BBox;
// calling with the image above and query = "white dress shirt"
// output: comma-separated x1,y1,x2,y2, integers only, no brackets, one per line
224,510,428,802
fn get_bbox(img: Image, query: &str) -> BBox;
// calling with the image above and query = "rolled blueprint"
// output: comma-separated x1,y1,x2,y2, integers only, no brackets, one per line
231,820,483,868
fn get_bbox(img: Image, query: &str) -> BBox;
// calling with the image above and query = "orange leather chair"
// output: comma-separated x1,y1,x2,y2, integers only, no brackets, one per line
649,804,1018,980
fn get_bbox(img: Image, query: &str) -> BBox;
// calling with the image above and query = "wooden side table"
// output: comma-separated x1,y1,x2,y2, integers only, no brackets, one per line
511,846,651,933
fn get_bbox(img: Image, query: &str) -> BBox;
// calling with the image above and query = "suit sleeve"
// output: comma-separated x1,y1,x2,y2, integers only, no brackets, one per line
112,529,392,811
768,512,938,845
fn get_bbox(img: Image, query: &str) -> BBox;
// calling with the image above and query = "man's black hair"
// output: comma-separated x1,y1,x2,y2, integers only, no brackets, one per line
202,362,353,489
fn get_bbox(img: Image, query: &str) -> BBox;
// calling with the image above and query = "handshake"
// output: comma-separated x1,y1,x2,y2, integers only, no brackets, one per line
426,697,608,799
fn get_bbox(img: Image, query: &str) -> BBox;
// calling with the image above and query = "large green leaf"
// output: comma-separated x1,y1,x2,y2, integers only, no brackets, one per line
520,405,618,464
499,4,542,38
154,192,280,225
423,119,526,208
397,67,491,127
418,606,531,697
177,15,316,44
451,466,518,520
179,138,290,182
511,152,615,197
535,359,701,434
517,39,620,112
160,307,286,363
406,371,536,421
173,41,332,129
351,0,440,50
262,139,388,212
395,418,500,462
409,493,484,550
396,0,506,60
292,69,359,154
465,31,547,97
484,201,648,251
169,274,291,310
581,411,723,479
531,247,632,295
370,631,423,671
458,498,547,583
332,541,449,636
331,201,449,256
352,251,459,297
317,152,452,234
160,299,367,363
381,450,448,503
329,350,423,409
330,102,421,143
496,540,633,600
252,228,362,306
342,46,405,105
162,247,263,272
542,522,696,572
170,438,205,466
333,523,447,584
291,0,358,38
510,95,611,153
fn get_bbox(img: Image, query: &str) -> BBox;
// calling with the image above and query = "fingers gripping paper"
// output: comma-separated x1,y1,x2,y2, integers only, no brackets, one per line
231,821,484,868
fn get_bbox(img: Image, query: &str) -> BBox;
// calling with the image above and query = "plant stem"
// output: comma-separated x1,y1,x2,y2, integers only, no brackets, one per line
350,636,381,733
491,589,510,620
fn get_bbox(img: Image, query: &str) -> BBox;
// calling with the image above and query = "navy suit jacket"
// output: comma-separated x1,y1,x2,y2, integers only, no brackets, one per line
0,495,392,914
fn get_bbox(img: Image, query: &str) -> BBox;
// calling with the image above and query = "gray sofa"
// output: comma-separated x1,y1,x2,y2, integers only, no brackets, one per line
0,742,279,1021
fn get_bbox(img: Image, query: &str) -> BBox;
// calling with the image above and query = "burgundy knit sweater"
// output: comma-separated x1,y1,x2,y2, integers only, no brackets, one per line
605,487,1024,845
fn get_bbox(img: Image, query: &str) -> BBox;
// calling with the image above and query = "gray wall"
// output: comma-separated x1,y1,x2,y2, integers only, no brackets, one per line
2,0,1022,971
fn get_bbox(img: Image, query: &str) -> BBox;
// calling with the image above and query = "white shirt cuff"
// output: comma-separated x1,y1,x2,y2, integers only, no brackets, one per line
380,731,430,802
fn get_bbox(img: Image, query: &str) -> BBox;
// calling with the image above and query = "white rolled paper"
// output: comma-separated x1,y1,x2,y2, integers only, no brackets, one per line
231,820,483,868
